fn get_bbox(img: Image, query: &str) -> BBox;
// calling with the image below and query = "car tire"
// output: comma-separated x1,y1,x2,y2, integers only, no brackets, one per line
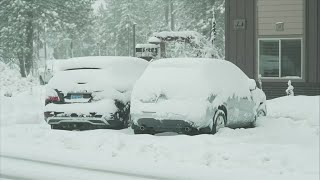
212,110,226,134
250,109,266,128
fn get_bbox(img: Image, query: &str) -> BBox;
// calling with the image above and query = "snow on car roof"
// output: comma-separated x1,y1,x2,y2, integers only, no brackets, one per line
48,56,148,93
132,58,251,101
58,56,148,71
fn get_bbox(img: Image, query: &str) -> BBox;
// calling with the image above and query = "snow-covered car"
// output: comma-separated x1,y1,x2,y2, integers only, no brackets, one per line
130,58,267,135
44,56,148,130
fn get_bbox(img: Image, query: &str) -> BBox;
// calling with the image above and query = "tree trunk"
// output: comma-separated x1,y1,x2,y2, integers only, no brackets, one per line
17,51,26,77
70,39,74,58
25,9,34,75
210,0,216,44
170,0,175,31
165,0,169,28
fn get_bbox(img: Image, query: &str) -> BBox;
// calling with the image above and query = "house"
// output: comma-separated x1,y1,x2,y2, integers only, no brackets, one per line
225,0,320,99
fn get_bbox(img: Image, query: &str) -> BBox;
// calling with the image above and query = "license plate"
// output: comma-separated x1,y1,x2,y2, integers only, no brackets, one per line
71,94,83,99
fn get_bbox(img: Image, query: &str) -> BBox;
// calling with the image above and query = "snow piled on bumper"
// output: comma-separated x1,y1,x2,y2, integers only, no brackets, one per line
131,99,212,128
44,99,117,116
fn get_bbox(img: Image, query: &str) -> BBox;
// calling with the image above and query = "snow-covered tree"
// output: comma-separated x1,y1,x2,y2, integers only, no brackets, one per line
1,0,226,77
0,0,94,77
173,0,225,58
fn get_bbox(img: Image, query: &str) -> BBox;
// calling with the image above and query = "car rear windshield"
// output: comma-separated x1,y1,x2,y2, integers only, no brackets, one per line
133,59,252,101
48,68,135,92
133,66,211,100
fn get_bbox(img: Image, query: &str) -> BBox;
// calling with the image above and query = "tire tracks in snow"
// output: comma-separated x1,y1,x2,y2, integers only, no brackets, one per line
0,154,176,180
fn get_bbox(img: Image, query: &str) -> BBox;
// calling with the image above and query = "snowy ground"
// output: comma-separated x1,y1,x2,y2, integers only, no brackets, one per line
0,83,319,179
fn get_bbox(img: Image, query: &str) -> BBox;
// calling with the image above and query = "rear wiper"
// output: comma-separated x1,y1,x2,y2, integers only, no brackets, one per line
65,67,100,71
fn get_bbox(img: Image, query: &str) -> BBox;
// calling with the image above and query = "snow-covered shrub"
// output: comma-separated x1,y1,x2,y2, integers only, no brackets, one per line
153,31,220,59
0,61,38,96
286,80,294,96
4,91,12,97
258,74,262,89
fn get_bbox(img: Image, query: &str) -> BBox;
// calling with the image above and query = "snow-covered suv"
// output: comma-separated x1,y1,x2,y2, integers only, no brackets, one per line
44,56,148,130
130,58,267,135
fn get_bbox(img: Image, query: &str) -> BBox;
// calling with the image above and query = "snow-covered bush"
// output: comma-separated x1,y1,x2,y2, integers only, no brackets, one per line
285,80,294,96
4,91,12,97
258,74,262,89
153,31,220,59
0,61,38,96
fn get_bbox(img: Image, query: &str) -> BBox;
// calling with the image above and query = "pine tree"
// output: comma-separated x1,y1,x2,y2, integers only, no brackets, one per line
0,0,95,77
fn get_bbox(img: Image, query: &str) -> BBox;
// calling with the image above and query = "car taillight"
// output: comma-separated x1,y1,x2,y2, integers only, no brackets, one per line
47,96,60,102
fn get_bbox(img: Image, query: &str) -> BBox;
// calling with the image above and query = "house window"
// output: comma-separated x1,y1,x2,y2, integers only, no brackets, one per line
259,38,302,78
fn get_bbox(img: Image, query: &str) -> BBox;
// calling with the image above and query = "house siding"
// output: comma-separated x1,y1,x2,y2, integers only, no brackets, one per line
225,0,320,99
306,0,320,83
318,0,320,83
225,0,256,79
262,82,320,99
257,0,304,35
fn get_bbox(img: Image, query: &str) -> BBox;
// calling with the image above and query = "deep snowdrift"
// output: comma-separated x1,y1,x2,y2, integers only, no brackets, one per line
0,83,319,179
0,62,38,96
267,95,320,126
0,86,44,125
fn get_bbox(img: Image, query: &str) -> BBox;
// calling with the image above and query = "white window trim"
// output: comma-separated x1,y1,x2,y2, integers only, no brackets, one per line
258,37,304,80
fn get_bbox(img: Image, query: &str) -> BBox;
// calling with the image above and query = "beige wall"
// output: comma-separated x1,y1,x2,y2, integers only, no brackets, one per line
257,0,304,35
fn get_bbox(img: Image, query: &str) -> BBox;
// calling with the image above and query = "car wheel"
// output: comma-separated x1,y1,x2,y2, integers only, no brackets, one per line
257,109,266,117
212,110,226,134
250,109,266,127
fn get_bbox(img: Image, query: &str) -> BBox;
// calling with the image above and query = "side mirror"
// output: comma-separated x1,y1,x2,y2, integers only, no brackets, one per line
248,79,257,91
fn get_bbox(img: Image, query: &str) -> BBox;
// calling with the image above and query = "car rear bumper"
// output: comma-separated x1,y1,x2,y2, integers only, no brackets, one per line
47,117,109,125
45,113,124,129
132,118,211,134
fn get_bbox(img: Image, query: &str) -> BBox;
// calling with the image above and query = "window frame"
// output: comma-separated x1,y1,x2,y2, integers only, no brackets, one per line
258,37,304,80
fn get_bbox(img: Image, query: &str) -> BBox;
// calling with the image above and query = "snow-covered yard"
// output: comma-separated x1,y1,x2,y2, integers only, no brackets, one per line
0,83,319,180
